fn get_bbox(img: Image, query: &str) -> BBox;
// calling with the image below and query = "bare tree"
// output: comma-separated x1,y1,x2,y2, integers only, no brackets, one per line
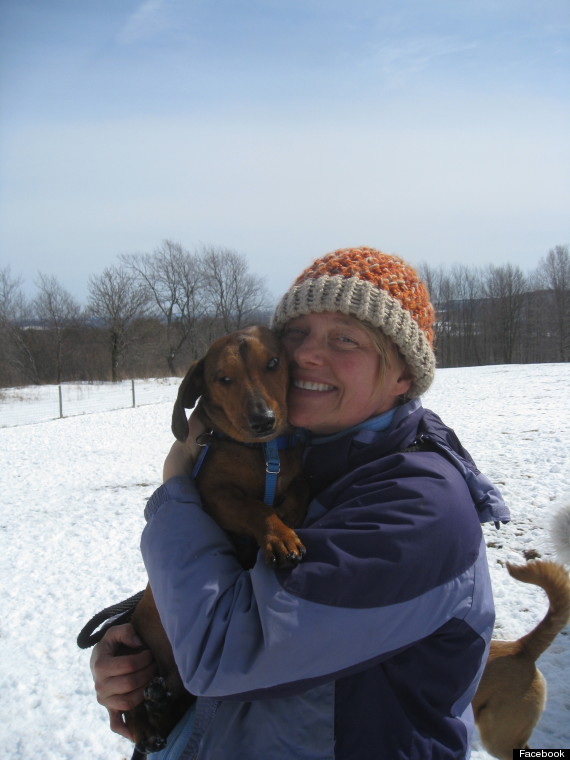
198,246,271,333
87,265,149,381
0,267,39,385
417,263,455,366
34,273,82,383
121,240,208,373
540,245,569,361
450,265,485,366
483,264,527,364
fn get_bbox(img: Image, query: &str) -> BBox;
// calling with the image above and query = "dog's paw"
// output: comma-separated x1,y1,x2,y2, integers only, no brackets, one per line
144,676,172,715
263,530,306,567
136,734,168,755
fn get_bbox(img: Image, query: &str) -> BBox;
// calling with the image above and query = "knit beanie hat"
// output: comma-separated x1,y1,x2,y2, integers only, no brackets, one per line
271,246,436,397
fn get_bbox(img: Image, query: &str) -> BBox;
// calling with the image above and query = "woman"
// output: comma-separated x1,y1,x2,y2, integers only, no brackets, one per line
91,247,509,759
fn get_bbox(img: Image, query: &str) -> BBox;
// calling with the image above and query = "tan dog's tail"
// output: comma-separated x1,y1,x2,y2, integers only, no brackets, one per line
507,560,570,662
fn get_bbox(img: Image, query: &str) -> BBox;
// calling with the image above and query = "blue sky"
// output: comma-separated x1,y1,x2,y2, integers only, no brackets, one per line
1,0,568,304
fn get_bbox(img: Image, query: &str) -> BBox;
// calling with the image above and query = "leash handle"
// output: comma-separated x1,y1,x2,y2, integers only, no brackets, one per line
76,590,145,649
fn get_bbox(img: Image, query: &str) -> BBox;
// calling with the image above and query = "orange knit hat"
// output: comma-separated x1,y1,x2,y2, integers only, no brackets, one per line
271,246,436,397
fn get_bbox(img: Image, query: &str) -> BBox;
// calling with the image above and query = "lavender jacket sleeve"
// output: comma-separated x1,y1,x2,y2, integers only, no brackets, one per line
140,453,493,702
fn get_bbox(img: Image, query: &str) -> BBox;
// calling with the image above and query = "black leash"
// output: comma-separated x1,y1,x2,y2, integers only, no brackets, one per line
76,590,145,649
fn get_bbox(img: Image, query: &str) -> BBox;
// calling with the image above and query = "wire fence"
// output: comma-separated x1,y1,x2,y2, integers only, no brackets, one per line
0,378,181,428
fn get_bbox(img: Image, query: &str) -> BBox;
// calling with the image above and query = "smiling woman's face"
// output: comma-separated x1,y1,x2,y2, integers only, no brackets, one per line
280,312,412,435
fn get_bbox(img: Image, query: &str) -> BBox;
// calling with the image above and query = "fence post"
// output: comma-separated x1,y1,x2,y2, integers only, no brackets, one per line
58,385,63,418
132,379,136,408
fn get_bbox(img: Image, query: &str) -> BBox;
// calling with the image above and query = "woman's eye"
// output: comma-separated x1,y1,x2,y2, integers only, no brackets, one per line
336,335,358,346
283,328,306,340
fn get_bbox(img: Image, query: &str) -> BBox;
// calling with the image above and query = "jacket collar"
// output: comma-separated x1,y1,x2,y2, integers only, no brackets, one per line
302,399,510,527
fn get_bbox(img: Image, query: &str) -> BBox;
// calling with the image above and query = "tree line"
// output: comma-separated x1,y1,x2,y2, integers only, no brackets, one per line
418,244,569,367
1,242,568,389
0,242,272,387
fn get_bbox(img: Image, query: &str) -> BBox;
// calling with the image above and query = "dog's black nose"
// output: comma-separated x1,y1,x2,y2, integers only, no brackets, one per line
249,410,276,436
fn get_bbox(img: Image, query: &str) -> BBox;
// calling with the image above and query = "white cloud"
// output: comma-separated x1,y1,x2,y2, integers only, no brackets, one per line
373,36,478,89
117,0,173,45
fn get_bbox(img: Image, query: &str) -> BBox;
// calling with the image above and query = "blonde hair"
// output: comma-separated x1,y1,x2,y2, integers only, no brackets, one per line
358,320,411,399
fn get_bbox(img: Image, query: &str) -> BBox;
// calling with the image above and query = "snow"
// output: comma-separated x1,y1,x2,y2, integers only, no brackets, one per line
1,363,569,759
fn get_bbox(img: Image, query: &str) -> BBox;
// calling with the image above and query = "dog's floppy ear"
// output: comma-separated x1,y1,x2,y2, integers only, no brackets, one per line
171,359,205,441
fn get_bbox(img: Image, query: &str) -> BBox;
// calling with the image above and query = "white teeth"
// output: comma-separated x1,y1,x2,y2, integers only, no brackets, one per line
294,379,335,392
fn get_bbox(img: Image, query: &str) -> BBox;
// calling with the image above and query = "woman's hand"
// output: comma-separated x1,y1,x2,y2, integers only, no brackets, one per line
94,417,206,736
90,623,156,740
162,410,206,482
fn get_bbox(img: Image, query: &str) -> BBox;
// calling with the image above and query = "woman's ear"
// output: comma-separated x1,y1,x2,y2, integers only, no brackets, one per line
395,363,413,396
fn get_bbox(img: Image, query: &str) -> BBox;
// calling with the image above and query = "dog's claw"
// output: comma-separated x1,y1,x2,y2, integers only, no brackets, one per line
269,547,306,569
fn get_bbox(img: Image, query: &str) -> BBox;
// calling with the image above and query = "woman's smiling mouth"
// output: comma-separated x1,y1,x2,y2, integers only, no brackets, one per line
293,379,336,392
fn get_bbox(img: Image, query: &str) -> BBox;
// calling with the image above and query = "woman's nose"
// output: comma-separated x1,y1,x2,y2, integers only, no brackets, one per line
291,335,325,366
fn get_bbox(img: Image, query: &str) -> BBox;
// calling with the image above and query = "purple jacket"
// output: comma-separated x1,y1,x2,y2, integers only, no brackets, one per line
141,399,509,759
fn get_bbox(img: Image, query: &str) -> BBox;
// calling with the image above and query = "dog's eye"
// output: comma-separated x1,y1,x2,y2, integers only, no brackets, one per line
217,376,232,384
267,357,279,370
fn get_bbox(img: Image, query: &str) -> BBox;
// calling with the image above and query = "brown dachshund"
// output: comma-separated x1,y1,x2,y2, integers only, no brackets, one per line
124,325,309,755
473,560,570,759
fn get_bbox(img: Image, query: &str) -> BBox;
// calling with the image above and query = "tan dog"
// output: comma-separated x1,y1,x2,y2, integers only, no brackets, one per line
473,560,570,759
124,325,309,755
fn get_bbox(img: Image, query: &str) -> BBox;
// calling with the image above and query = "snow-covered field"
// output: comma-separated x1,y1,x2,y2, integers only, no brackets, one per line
1,364,569,759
